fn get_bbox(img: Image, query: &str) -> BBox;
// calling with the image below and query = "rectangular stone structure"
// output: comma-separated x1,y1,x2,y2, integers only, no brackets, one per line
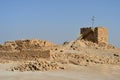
80,26,108,45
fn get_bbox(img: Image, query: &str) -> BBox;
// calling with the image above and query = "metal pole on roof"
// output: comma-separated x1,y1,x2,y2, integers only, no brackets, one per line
91,16,95,27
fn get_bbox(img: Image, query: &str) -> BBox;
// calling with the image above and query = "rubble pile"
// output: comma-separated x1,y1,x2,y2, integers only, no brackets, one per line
0,39,55,51
0,39,119,72
63,39,115,51
51,53,120,66
11,60,64,72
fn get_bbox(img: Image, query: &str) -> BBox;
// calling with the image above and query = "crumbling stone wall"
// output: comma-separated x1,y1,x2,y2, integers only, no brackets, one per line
96,27,108,44
80,26,108,45
81,27,96,43
0,50,51,61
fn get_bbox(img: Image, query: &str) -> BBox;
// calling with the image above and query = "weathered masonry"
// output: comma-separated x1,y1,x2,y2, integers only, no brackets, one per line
80,27,108,45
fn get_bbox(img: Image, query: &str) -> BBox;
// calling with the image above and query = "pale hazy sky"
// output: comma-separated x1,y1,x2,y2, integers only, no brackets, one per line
0,0,120,47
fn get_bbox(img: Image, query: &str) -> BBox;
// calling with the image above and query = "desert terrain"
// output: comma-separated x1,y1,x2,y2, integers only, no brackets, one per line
0,39,120,80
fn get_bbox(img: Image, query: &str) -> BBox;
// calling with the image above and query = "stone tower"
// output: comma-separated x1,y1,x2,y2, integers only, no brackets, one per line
80,26,108,45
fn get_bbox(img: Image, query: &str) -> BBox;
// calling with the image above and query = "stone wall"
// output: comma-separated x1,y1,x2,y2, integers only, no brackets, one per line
80,27,108,45
81,27,95,42
96,27,108,44
0,50,51,61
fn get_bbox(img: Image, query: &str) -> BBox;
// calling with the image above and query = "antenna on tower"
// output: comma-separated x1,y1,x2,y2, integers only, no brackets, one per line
91,16,95,27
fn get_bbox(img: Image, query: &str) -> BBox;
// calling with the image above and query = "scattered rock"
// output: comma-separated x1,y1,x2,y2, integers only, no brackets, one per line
11,60,64,72
0,39,119,72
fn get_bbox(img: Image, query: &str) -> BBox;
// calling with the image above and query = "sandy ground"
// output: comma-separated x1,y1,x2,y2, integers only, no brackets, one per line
0,63,120,80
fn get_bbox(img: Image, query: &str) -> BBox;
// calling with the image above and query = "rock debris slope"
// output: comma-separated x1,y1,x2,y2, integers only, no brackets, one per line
0,39,119,71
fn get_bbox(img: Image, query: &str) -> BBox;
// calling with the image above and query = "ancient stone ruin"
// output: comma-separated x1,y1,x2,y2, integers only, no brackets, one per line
80,26,108,45
0,27,119,72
